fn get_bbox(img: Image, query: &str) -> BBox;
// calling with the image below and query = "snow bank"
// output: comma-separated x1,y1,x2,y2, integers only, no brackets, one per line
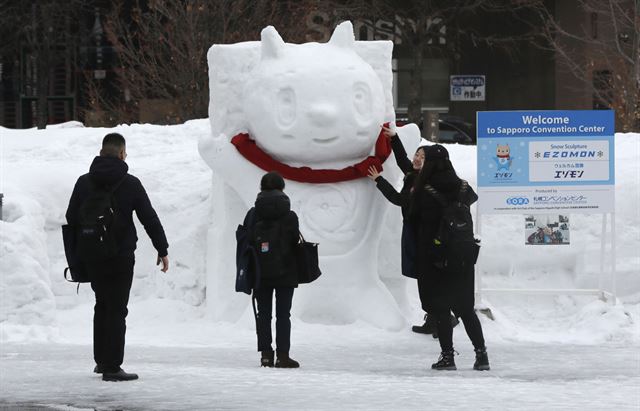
0,193,57,342
1,121,212,341
1,120,638,344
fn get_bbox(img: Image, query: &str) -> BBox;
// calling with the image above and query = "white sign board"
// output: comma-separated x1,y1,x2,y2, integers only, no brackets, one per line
450,75,485,101
476,110,615,214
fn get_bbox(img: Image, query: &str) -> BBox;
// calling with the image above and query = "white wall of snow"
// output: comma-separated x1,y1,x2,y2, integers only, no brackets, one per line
0,123,638,344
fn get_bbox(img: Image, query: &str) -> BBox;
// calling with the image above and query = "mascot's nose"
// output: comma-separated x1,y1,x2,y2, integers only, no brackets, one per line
307,103,338,126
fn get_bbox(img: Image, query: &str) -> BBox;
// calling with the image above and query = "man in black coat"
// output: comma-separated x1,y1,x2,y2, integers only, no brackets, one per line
65,133,169,381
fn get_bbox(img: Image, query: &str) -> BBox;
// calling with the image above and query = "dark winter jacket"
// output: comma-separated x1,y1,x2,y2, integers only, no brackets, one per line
410,169,478,278
374,135,419,221
247,189,300,288
65,156,169,258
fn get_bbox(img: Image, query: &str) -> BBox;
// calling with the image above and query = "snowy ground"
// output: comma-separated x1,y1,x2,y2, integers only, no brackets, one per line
1,121,639,410
1,312,639,411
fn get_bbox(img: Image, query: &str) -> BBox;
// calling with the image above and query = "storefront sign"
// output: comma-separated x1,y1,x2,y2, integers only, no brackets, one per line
451,75,485,101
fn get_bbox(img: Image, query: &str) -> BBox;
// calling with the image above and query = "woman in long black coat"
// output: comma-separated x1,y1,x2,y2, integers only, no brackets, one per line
367,126,457,336
243,171,301,368
409,144,490,371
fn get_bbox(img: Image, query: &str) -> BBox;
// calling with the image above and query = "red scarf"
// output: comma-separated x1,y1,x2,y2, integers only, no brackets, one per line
230,126,392,184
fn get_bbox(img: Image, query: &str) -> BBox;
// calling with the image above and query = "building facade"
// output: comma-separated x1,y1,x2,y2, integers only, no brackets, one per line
0,1,632,131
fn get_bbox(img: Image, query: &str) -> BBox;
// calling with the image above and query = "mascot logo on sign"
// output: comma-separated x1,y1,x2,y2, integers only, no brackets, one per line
494,144,512,171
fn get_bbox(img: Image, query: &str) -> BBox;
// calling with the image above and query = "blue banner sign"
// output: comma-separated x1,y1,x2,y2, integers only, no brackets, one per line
476,110,615,214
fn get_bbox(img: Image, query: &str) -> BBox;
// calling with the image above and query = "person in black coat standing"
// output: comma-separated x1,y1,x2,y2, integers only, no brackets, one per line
409,144,489,371
367,126,458,336
66,133,169,381
243,171,301,368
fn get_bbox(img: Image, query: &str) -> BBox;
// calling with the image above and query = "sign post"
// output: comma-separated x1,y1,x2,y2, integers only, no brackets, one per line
476,110,616,301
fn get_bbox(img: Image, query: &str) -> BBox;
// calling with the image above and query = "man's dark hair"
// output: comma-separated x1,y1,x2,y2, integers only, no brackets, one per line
101,133,126,157
260,171,285,191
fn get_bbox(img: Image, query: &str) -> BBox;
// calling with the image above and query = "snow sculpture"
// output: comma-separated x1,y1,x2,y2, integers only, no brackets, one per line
199,22,420,329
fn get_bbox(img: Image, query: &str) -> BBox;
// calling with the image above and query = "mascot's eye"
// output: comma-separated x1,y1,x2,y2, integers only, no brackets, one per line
276,88,296,127
353,82,372,119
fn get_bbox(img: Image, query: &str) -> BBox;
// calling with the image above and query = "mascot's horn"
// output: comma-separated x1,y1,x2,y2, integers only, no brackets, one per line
261,26,285,60
329,21,355,49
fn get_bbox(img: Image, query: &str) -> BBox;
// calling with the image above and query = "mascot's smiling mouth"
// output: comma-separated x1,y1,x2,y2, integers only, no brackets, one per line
312,136,339,144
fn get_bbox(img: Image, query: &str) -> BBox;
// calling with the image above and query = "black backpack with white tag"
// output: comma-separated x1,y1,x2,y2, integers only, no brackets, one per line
76,176,126,262
424,180,480,271
252,217,288,280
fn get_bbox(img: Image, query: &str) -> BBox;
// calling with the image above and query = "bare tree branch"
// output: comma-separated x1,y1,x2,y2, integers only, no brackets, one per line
86,0,316,125
529,0,639,131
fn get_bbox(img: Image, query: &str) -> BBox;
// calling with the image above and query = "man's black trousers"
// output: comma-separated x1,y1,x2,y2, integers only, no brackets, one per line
254,286,294,353
89,256,135,372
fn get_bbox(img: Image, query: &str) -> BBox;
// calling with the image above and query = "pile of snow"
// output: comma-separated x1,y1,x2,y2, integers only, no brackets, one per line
1,121,638,345
0,193,56,342
0,121,212,341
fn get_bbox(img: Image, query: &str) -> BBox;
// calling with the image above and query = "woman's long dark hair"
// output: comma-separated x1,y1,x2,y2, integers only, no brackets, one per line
412,158,456,192
409,158,457,219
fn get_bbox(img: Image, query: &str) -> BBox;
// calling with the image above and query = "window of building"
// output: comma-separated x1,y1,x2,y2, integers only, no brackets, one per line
590,12,598,39
394,58,449,111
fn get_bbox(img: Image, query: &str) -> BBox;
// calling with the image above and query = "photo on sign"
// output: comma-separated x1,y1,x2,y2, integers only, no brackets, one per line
524,215,570,245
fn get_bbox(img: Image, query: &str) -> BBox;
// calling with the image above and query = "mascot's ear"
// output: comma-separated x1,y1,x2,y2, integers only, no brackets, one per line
261,26,285,60
329,21,355,49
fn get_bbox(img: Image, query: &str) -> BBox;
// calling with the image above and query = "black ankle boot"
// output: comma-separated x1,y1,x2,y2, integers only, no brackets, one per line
275,351,300,368
412,314,436,335
261,351,274,367
431,350,456,370
473,347,490,371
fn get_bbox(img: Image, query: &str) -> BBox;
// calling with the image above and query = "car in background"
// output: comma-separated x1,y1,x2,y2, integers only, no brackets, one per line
394,113,476,145
437,116,476,145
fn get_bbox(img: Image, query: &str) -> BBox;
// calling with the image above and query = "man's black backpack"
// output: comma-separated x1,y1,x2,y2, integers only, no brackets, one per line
424,180,480,271
75,176,126,262
253,217,288,280
62,176,126,286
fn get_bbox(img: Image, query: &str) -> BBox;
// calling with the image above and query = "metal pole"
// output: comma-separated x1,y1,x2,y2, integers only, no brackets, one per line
611,212,617,300
475,210,483,302
0,193,3,220
599,213,606,293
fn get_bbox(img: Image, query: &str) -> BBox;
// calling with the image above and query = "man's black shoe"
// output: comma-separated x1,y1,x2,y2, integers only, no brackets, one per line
102,368,139,381
93,365,104,374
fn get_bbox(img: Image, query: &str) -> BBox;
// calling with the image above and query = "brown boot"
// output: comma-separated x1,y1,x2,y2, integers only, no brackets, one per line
260,351,274,367
275,351,300,368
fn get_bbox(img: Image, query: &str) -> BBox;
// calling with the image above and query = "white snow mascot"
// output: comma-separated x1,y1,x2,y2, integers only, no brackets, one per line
199,21,421,330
